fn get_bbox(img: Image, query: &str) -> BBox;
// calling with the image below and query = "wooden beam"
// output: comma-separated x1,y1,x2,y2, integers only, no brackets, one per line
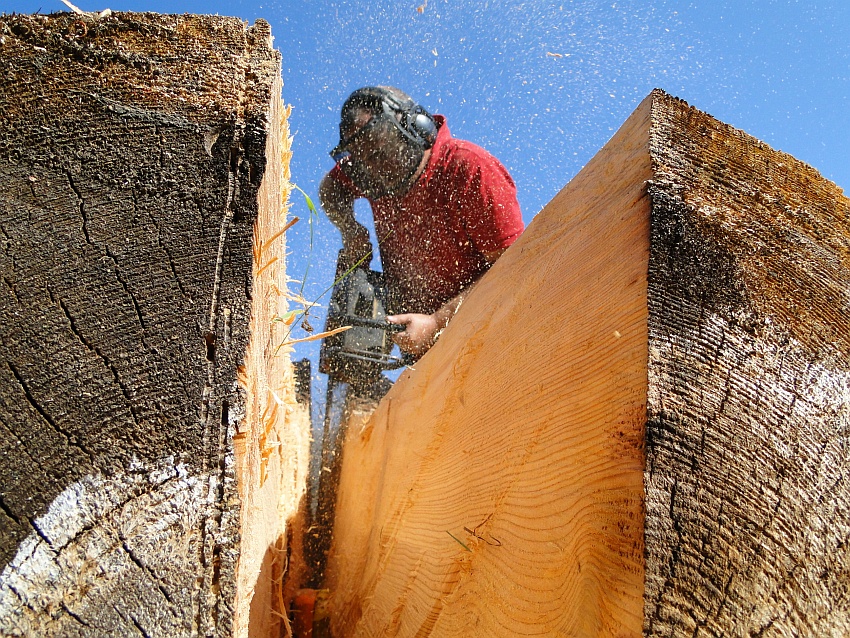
326,92,653,637
644,92,850,635
0,12,309,637
323,90,850,636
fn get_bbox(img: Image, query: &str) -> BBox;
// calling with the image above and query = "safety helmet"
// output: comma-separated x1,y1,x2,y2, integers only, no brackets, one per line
330,86,437,198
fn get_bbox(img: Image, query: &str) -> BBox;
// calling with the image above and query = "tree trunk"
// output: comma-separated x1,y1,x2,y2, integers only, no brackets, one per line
322,90,850,637
0,12,309,638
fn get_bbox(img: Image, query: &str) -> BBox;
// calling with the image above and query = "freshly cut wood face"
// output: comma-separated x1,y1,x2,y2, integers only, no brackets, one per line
325,94,653,637
324,90,850,637
234,74,311,638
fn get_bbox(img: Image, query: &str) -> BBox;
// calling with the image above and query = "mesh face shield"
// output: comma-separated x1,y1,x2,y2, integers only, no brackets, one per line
329,104,425,199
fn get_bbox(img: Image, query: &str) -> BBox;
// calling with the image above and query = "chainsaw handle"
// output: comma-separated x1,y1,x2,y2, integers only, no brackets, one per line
344,315,406,333
327,348,410,371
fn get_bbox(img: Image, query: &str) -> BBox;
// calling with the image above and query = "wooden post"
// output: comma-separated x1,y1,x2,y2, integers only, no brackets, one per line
0,12,309,637
323,90,850,636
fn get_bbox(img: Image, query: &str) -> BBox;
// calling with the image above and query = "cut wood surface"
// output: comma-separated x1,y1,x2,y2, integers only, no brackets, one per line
644,94,850,635
235,74,311,638
323,90,850,637
325,92,653,637
0,12,309,638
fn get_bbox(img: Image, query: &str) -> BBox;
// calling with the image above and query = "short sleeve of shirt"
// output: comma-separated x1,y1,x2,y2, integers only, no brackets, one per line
327,163,361,197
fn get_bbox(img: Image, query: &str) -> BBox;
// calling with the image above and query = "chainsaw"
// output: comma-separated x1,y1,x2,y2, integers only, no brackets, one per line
318,254,409,386
307,254,410,595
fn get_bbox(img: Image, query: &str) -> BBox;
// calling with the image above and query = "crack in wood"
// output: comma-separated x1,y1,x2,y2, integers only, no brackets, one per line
65,170,94,248
55,295,144,431
118,604,154,638
60,602,91,628
2,276,19,303
207,141,241,338
130,180,190,300
159,229,189,299
103,245,150,340
65,171,152,350
7,361,96,463
120,538,178,609
702,570,736,637
646,319,848,629
194,131,245,637
27,516,54,549
194,506,208,635
0,494,21,526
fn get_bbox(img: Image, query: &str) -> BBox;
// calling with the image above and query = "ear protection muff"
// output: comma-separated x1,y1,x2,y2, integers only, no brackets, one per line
401,105,438,149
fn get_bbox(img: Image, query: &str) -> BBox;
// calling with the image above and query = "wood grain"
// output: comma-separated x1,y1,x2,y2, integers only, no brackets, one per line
325,94,654,638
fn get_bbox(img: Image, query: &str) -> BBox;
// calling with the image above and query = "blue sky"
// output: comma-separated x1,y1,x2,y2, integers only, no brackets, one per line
5,0,849,407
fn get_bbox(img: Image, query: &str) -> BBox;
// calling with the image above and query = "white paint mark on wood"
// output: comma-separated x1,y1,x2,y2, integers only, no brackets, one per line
0,459,211,636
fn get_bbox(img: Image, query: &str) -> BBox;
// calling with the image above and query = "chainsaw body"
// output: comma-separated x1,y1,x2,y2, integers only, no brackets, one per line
318,265,406,385
304,259,408,618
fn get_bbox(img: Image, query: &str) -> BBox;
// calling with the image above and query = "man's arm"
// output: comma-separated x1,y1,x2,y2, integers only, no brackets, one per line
388,247,508,356
319,172,372,267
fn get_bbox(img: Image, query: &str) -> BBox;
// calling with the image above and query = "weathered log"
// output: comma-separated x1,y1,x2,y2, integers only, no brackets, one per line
644,92,850,636
0,12,309,637
323,90,850,636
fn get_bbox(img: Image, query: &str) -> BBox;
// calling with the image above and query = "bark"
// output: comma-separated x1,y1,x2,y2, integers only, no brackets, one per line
0,12,309,638
322,90,850,637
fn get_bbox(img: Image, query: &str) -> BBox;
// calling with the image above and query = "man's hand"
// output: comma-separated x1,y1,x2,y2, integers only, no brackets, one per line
387,313,439,356
386,281,479,357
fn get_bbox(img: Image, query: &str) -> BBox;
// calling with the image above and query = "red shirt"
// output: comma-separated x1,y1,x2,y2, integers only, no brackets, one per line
329,116,523,314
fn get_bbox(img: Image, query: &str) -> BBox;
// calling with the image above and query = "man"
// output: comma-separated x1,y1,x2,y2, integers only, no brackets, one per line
319,86,524,356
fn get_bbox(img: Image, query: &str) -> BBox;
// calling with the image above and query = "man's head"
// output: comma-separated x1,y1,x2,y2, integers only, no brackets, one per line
330,86,437,199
